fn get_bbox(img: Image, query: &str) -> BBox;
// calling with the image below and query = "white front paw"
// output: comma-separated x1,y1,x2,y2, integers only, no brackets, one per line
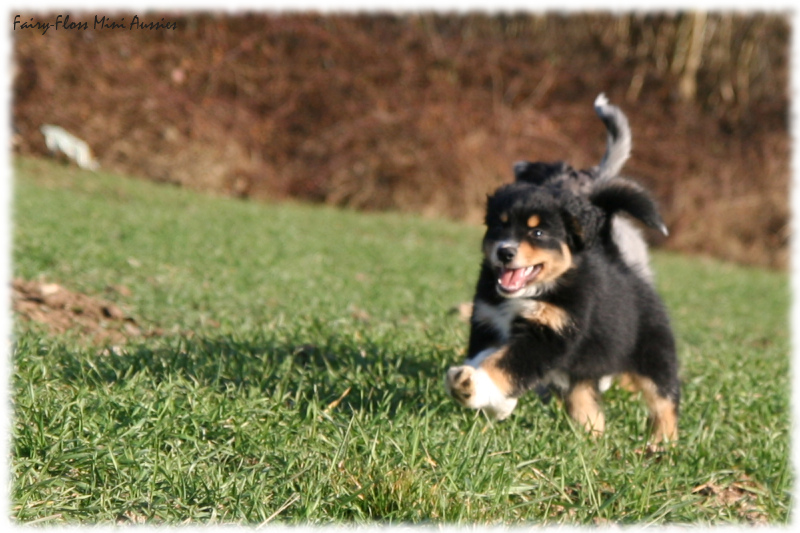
445,365,477,405
445,365,518,420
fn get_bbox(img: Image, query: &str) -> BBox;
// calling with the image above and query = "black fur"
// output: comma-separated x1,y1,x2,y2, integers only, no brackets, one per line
514,160,598,196
590,180,669,237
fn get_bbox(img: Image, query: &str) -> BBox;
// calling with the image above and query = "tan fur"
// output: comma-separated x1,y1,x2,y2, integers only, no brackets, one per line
520,301,572,333
527,214,541,228
629,374,679,443
617,372,640,393
566,381,605,436
480,347,515,396
516,242,574,284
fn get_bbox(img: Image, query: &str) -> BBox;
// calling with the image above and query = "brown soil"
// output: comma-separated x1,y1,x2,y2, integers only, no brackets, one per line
12,279,160,345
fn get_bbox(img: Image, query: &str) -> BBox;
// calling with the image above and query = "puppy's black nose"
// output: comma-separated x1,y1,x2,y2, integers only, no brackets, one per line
497,245,517,264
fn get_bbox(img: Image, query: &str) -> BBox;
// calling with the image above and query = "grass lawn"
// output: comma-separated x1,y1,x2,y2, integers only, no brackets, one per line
10,157,792,525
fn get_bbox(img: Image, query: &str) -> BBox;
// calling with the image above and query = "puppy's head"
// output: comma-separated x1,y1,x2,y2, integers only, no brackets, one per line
482,183,601,298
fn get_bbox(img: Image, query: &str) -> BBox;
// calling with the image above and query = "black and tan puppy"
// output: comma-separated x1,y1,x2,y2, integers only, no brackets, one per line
445,178,680,443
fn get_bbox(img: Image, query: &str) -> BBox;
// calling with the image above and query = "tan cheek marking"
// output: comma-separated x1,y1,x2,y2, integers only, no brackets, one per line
516,242,574,283
566,381,605,436
630,375,679,443
544,243,574,281
516,241,546,265
479,347,515,396
527,214,540,228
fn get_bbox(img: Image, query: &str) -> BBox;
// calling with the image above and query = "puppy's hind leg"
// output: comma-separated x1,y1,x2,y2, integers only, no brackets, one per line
629,374,679,444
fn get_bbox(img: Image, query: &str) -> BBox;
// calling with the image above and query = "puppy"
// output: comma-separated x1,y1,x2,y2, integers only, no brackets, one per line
40,124,100,171
445,178,680,443
452,95,653,327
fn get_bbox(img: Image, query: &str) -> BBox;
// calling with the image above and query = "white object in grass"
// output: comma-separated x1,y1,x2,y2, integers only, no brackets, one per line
40,124,99,170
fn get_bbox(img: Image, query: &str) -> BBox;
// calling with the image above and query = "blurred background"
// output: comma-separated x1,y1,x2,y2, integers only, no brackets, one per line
12,11,790,268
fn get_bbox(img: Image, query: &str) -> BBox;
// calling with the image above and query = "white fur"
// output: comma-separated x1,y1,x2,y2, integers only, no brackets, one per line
612,216,653,282
445,365,518,420
505,279,560,299
598,375,614,393
41,125,99,171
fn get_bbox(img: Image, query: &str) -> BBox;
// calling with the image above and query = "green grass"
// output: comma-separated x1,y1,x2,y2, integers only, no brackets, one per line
11,157,792,525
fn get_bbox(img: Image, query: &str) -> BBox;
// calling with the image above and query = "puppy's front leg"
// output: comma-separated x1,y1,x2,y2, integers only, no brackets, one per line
445,347,518,420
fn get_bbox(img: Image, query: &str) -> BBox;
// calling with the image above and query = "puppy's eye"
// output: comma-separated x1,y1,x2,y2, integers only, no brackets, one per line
530,228,543,238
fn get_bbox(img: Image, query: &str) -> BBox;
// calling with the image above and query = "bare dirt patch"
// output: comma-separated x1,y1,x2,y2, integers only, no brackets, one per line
12,278,161,345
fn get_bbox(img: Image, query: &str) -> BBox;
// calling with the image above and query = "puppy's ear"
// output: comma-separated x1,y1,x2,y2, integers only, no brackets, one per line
513,161,570,186
589,178,668,236
560,195,604,252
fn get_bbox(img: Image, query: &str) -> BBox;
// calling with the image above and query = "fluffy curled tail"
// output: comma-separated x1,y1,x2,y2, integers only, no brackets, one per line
590,178,668,237
594,93,632,182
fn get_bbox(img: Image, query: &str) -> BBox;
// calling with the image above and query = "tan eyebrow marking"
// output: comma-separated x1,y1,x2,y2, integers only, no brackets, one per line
499,212,509,224
527,215,541,228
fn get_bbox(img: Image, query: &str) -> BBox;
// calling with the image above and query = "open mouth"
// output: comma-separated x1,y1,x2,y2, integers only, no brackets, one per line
497,264,543,294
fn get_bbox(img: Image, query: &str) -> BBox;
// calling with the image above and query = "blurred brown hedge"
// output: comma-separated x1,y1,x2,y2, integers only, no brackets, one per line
13,12,790,268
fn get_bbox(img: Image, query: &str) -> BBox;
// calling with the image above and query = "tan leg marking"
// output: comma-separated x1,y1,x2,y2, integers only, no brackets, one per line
520,301,572,333
617,372,640,393
480,347,515,396
630,374,678,443
566,381,605,436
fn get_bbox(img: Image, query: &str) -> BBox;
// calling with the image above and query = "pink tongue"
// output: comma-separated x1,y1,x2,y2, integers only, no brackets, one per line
499,268,527,291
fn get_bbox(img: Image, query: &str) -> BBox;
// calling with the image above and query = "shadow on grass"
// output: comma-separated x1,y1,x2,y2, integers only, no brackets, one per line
18,328,450,419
